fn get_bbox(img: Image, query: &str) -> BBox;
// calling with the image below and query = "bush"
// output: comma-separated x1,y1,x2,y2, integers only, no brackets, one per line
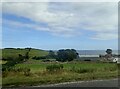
70,66,95,73
2,61,17,71
42,59,50,62
12,67,31,76
47,50,56,59
46,64,63,72
56,49,79,62
2,67,31,77
32,56,47,60
104,66,117,71
2,56,26,72
2,71,8,77
23,68,31,76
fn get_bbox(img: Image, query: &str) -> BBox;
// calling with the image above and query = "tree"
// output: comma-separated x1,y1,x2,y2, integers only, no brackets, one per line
25,52,29,59
24,48,31,61
56,49,79,62
56,49,65,62
106,49,112,54
105,49,112,60
47,50,56,59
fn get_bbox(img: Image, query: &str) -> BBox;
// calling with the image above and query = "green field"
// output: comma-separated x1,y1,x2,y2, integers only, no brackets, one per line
2,48,119,87
2,48,48,60
2,61,119,87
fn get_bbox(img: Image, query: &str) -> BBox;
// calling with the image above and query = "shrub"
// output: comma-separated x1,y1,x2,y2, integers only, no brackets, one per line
79,68,94,73
56,49,79,62
104,66,117,71
47,50,56,59
23,68,31,76
2,71,8,77
2,61,16,71
2,67,31,77
42,59,50,62
70,66,95,73
32,56,47,60
46,64,63,72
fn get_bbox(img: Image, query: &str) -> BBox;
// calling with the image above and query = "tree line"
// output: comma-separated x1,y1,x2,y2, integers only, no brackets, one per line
33,49,79,62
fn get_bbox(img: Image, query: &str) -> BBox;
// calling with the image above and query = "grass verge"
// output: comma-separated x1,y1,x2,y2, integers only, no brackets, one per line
2,62,119,87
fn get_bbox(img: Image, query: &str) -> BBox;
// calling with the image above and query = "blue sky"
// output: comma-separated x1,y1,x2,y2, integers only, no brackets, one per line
2,2,118,50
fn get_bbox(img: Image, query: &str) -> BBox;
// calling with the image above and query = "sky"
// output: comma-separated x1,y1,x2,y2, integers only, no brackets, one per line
2,2,118,50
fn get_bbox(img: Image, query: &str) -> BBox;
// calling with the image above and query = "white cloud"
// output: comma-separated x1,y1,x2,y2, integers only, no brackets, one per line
2,2,118,40
3,19,81,37
3,19,51,31
1,0,119,2
91,33,118,40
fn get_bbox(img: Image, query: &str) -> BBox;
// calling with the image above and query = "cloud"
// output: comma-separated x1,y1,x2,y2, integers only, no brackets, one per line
91,33,118,40
2,2,118,40
3,19,50,31
3,19,81,38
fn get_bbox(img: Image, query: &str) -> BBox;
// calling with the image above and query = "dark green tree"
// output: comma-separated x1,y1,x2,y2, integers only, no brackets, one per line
47,50,56,59
105,49,112,60
106,49,112,54
24,48,31,61
56,49,78,62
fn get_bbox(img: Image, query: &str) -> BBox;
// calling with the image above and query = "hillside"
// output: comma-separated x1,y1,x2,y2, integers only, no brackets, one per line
2,48,49,60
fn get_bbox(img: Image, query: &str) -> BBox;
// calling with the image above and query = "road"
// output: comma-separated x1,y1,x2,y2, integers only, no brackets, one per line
36,78,119,87
2,78,119,89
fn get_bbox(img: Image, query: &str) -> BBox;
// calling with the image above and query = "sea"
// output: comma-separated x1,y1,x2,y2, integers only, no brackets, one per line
77,50,118,55
77,50,118,57
52,50,118,57
52,50,119,58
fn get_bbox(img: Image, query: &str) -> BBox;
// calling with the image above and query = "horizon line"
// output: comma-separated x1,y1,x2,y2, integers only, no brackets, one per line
1,47,118,50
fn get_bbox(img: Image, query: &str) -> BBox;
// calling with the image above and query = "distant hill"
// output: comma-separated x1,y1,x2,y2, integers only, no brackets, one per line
2,48,48,60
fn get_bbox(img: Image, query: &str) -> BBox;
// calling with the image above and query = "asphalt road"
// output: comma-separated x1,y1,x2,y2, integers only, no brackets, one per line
2,78,119,89
37,78,119,87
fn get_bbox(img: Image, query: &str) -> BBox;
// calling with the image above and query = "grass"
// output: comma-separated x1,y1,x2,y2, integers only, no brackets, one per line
14,61,118,72
2,61,119,87
15,63,47,72
3,71,117,86
29,49,48,57
2,48,119,87
0,60,7,64
2,48,48,60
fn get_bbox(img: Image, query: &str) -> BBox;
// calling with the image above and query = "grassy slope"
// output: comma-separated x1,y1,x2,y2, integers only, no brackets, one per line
2,48,48,60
